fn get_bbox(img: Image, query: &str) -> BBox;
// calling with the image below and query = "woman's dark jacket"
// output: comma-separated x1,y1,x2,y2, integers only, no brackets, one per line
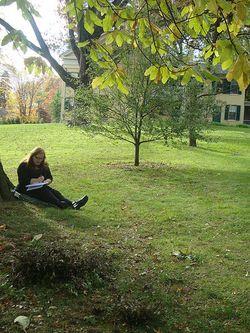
16,162,53,194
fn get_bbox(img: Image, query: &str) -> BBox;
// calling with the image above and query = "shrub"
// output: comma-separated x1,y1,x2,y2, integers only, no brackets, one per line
237,124,250,128
0,117,21,125
12,241,115,290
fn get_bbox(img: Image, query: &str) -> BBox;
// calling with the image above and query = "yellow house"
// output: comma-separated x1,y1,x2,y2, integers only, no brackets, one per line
215,79,250,125
60,50,250,125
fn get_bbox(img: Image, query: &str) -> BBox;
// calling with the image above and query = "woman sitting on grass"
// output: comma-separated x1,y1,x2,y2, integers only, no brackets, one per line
16,147,88,209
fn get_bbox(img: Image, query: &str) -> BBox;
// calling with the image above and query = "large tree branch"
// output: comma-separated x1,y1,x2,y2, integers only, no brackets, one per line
197,92,218,98
0,18,42,54
27,12,81,88
97,126,135,144
27,12,50,53
219,9,239,55
140,136,163,144
0,18,79,89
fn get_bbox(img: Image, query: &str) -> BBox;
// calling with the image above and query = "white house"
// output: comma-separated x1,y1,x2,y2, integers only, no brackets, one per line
60,50,79,122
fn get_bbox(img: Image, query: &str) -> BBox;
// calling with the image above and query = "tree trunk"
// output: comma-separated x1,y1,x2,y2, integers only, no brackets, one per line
134,142,140,166
189,132,197,147
0,161,15,201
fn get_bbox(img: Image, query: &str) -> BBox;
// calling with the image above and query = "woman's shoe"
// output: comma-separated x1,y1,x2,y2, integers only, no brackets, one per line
73,195,89,210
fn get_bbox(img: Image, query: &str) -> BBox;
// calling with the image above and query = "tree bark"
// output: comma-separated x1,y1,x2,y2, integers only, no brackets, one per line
134,142,140,166
0,161,15,201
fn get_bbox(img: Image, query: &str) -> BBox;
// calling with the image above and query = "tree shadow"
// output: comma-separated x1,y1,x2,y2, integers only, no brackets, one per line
40,203,102,232
0,201,65,241
104,160,250,200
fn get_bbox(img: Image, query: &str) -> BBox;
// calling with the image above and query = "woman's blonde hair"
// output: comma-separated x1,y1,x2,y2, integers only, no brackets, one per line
22,147,48,168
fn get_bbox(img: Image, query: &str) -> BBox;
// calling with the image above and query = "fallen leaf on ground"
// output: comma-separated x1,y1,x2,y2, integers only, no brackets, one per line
14,315,30,331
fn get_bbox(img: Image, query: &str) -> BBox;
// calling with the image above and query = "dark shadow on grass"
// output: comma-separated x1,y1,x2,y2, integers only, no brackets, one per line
0,199,102,247
104,161,250,199
40,204,101,232
196,145,249,155
0,201,59,239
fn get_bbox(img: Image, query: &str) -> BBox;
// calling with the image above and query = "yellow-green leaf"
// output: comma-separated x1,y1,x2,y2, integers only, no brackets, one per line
212,56,220,66
92,76,104,89
90,49,98,61
138,18,146,39
89,10,103,27
226,55,249,89
201,18,210,35
103,11,113,32
217,0,232,13
78,41,90,48
221,58,234,70
236,2,246,21
193,71,203,83
159,0,169,16
207,0,218,14
170,71,178,80
151,43,157,54
181,68,193,85
84,20,94,34
204,47,213,60
144,66,158,80
115,75,129,94
105,33,114,45
201,69,219,81
115,33,123,47
181,6,190,17
1,34,12,46
217,23,227,33
160,66,169,84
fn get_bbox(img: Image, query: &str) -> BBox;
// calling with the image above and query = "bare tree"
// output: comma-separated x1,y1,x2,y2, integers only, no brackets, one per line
71,51,169,166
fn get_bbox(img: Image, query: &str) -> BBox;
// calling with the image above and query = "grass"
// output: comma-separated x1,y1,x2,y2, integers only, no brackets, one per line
0,123,249,333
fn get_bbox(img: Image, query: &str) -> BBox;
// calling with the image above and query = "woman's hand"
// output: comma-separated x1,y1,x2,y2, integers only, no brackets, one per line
38,176,45,182
30,176,44,184
43,178,52,185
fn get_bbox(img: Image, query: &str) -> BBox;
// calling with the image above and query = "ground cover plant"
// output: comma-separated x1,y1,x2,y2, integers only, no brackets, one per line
0,123,249,333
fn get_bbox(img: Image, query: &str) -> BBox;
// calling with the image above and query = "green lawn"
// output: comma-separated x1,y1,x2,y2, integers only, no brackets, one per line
0,123,249,333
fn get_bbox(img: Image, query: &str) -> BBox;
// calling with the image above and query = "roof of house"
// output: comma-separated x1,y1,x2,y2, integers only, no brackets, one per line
60,49,76,59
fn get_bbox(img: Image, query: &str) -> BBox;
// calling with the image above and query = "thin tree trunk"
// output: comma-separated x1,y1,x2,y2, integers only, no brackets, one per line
0,161,15,201
134,142,140,166
189,131,197,147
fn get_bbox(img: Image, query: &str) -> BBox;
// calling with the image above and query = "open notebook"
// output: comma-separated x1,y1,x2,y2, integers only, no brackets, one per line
26,182,46,191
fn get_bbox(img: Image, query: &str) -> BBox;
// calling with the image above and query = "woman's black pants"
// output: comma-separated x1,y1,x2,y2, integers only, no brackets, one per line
26,186,72,208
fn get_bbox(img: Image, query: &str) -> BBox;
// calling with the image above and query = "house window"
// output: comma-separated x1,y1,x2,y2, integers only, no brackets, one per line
216,80,241,94
224,105,241,121
230,81,239,94
228,105,237,120
245,86,250,101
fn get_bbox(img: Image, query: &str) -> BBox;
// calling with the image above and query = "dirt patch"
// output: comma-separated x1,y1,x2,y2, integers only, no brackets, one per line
105,162,173,171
